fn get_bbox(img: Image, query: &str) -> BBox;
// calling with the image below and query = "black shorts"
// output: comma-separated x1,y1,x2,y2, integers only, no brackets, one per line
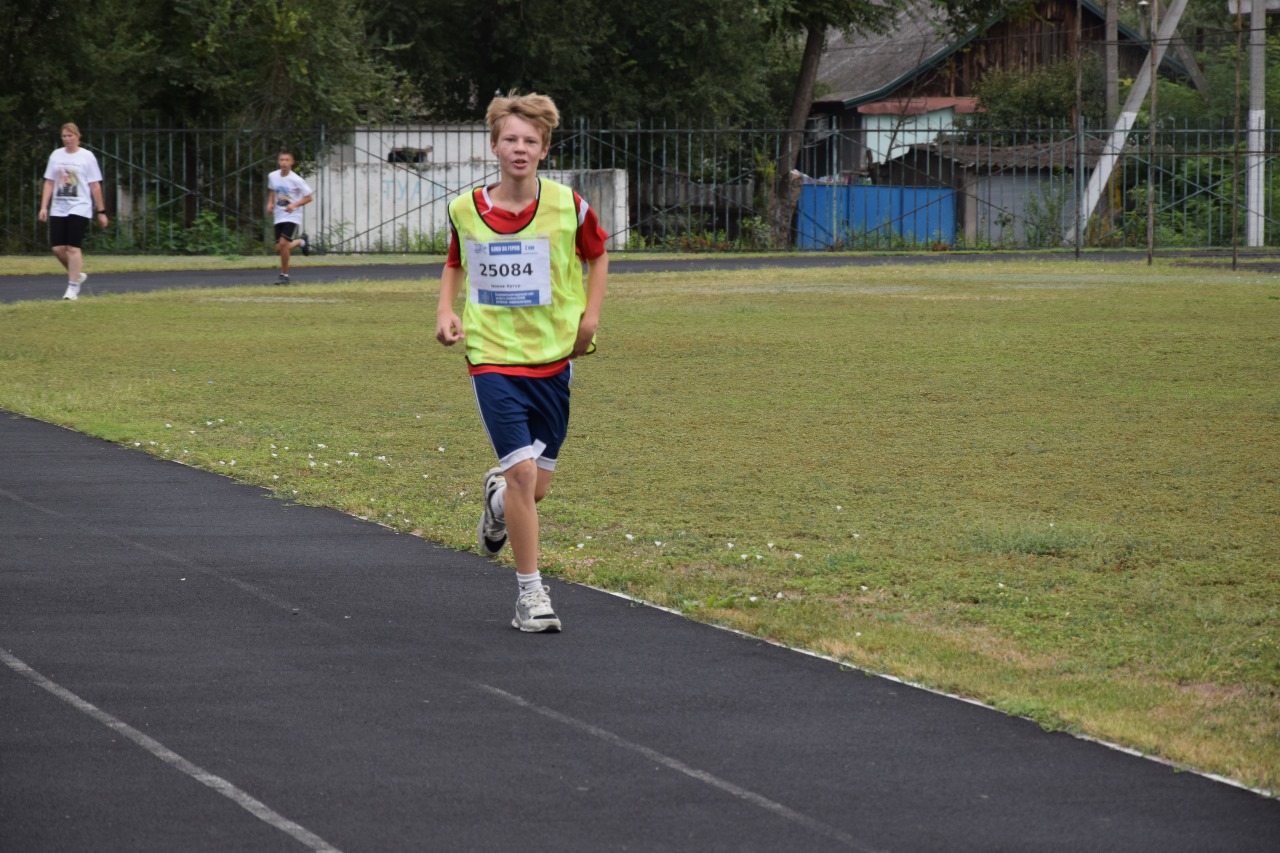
50,215,90,249
274,222,300,242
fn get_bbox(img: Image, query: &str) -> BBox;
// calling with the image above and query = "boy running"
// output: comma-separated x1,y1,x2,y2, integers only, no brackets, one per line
435,92,608,632
265,150,312,285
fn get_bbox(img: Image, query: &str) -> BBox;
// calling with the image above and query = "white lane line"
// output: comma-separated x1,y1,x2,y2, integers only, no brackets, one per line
1,648,343,853
471,681,883,853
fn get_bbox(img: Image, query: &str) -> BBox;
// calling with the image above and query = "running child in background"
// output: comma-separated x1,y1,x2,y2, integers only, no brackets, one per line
266,150,312,285
435,92,609,633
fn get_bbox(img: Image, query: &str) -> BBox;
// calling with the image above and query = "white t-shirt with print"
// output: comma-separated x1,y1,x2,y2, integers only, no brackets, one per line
267,170,314,225
44,147,104,219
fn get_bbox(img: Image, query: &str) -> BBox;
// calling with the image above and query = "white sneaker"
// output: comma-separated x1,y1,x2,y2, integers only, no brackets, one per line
62,281,80,300
513,585,561,632
477,467,507,556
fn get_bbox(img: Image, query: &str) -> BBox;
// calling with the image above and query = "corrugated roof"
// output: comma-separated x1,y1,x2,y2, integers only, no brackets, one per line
814,0,1169,111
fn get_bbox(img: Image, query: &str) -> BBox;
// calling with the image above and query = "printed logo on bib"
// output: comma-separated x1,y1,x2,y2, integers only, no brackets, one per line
466,238,552,307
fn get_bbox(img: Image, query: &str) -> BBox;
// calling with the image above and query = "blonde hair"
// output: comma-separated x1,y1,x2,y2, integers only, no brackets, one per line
486,93,560,149
60,122,81,137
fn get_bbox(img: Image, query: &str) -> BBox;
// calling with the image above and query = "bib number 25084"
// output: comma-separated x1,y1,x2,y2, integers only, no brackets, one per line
466,238,552,307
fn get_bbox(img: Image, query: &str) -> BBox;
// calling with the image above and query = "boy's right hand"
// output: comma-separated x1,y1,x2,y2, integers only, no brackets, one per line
436,312,464,346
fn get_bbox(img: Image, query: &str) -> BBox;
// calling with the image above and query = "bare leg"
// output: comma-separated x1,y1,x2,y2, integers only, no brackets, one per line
503,459,553,576
65,247,83,282
276,238,292,274
52,246,69,271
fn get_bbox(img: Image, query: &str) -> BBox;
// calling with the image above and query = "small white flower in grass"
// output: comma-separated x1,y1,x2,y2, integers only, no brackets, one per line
133,442,141,447
165,424,172,429
377,455,387,461
229,460,236,466
322,463,329,468
292,490,298,495
1049,522,1055,527
727,542,734,549
218,461,225,466
853,533,861,538
836,505,842,510
654,541,663,547
855,632,862,638
271,453,278,458
437,447,445,453
756,555,763,560
422,474,429,479
416,415,422,419
271,444,277,449
576,543,584,550
775,592,783,599
284,446,289,450
218,419,224,423
272,475,279,480
586,535,593,540
308,453,314,459
794,553,803,559
749,596,759,602
206,421,213,426
189,430,196,435
625,533,634,540
860,585,869,591
767,542,775,549
998,582,1005,588
317,443,326,449
348,451,359,457
182,450,189,455
309,461,317,467
741,554,748,560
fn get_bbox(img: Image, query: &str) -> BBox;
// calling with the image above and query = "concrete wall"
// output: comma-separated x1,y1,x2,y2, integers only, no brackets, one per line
309,127,629,252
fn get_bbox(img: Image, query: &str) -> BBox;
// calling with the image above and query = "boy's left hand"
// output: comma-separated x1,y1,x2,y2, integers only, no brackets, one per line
571,316,598,358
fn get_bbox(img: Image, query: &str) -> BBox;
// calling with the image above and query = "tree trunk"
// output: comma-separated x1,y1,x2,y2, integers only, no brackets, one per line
770,23,827,248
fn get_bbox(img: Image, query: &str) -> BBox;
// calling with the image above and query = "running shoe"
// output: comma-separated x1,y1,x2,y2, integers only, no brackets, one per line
62,281,80,300
477,467,507,556
275,273,289,286
513,585,561,632
300,234,310,256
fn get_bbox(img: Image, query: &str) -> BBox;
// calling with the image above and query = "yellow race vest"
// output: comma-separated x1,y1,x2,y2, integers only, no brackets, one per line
449,179,586,366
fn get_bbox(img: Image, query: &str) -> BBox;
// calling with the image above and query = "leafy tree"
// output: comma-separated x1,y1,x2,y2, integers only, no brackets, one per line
967,56,1107,129
368,0,796,124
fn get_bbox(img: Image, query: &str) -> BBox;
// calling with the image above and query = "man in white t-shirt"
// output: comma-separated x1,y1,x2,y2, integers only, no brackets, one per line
265,150,313,285
38,123,109,300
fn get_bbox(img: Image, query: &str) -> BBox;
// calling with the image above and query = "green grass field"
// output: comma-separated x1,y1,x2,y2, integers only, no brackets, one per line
1,258,1276,793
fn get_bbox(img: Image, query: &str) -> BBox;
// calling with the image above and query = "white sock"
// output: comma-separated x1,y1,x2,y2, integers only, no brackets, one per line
490,480,506,522
517,571,542,598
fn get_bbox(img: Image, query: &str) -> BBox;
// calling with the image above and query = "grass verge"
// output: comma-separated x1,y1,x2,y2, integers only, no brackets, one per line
1,260,1277,792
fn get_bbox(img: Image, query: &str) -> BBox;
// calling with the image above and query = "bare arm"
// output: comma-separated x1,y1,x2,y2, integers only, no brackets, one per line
435,264,466,346
39,180,53,222
90,181,108,227
285,194,314,214
573,250,608,357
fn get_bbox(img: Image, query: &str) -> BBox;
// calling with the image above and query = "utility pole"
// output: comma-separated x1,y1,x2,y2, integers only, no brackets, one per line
1106,0,1119,125
1247,0,1267,247
1064,0,1189,246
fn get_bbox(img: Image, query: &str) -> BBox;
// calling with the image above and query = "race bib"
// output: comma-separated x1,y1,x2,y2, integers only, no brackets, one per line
465,238,552,307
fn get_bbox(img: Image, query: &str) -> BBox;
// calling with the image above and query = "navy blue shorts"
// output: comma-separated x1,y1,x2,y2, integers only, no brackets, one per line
471,366,573,472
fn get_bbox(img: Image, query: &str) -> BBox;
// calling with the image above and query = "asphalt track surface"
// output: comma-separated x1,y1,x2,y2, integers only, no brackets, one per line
3,261,1279,852
1,247,1276,303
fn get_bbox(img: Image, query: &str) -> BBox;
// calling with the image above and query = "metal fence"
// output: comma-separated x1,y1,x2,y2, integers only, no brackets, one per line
2,120,1276,254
